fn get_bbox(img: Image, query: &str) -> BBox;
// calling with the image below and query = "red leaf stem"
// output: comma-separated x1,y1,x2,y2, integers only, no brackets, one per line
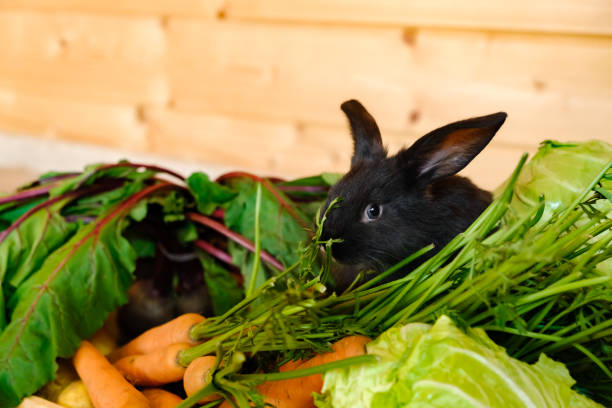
211,208,225,220
91,182,175,233
0,184,114,246
0,194,68,245
102,162,185,181
0,185,52,205
275,185,329,193
0,179,141,246
76,162,185,190
0,173,82,205
38,172,82,184
187,212,284,271
194,239,235,266
215,172,310,229
216,171,273,183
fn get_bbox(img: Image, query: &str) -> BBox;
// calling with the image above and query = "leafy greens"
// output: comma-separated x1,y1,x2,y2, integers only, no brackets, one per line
316,315,604,408
0,162,327,407
0,184,166,406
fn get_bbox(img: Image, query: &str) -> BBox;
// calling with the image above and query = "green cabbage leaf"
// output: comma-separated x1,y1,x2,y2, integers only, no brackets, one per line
316,316,603,408
495,140,612,221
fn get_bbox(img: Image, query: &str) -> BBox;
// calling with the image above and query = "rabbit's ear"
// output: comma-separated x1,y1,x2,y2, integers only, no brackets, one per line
341,100,387,168
399,112,507,183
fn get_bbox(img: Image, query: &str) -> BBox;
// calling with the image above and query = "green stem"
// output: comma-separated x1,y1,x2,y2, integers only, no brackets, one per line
175,383,220,408
232,354,379,382
482,326,562,342
377,238,474,328
505,298,559,353
517,276,610,306
573,344,612,380
536,320,612,356
514,296,608,359
180,301,318,365
246,182,263,297
215,264,300,325
354,255,440,321
354,244,434,292
556,160,611,225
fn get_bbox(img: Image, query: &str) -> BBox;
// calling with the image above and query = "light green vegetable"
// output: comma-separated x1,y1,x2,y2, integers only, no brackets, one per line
316,316,603,408
495,140,612,221
497,140,612,278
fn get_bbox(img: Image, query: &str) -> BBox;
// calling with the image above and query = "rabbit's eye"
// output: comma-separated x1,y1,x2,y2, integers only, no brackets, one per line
363,203,382,222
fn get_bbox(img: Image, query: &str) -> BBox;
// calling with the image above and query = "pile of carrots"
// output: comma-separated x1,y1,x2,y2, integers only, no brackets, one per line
68,313,370,408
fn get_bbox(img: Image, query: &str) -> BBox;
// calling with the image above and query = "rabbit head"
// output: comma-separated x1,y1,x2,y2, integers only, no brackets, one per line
320,100,506,280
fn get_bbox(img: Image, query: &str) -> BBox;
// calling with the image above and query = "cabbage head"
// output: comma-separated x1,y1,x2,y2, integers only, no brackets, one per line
495,140,611,275
495,140,611,221
315,316,603,408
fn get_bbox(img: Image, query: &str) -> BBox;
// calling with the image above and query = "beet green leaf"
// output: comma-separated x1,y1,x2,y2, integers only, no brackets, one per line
199,254,243,315
0,200,78,331
0,205,137,407
187,172,237,215
224,178,309,273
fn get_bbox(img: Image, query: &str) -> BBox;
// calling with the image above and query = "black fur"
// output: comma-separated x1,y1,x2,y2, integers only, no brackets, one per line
320,100,506,287
340,100,387,167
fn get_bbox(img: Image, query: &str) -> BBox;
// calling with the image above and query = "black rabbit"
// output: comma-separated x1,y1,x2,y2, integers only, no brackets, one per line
320,100,506,288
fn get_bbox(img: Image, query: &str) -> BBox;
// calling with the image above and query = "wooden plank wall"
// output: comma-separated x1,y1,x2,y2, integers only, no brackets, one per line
0,1,611,189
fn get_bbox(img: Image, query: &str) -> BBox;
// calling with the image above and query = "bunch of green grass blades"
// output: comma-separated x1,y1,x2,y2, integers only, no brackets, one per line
176,149,612,406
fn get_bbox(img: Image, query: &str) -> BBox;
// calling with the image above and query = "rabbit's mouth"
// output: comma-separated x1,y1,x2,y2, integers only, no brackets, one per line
323,240,345,262
327,240,360,265
319,231,369,266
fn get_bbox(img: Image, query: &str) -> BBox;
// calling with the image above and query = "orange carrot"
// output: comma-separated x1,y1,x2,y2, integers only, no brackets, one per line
183,355,222,403
72,340,150,408
142,389,182,408
278,358,305,372
257,335,371,408
109,313,205,362
114,343,191,386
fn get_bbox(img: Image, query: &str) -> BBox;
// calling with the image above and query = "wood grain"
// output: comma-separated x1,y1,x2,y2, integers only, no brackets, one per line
225,0,612,36
0,4,609,183
146,107,299,175
167,21,612,143
0,0,223,17
0,90,146,148
0,12,167,104
0,12,165,60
